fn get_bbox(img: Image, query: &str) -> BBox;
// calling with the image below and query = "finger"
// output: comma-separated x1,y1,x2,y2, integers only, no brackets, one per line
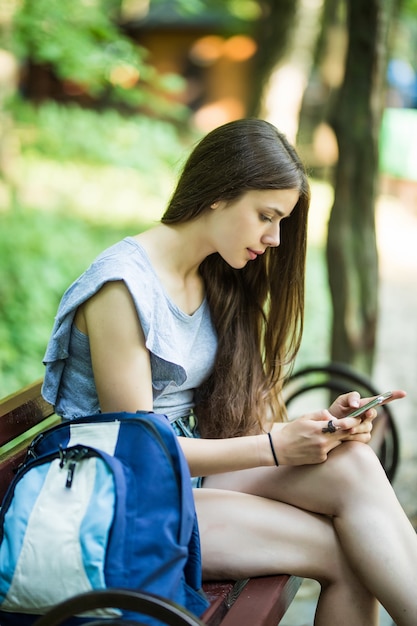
352,420,373,435
342,432,372,444
330,416,358,431
383,389,406,402
344,421,373,437
321,418,341,433
329,391,361,416
357,389,406,411
339,420,373,440
344,391,361,410
334,417,368,432
359,407,378,422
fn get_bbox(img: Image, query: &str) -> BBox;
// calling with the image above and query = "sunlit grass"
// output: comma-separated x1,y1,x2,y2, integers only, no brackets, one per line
15,155,177,224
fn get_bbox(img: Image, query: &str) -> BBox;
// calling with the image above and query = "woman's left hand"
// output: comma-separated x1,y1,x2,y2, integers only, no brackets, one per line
328,389,406,443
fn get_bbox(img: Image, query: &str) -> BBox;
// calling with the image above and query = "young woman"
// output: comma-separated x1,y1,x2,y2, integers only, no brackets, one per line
42,119,416,626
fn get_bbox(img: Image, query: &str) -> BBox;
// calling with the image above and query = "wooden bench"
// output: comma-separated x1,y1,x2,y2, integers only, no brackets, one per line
0,364,399,625
0,379,303,626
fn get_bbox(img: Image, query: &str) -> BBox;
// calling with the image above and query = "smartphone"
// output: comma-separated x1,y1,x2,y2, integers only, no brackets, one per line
347,391,393,419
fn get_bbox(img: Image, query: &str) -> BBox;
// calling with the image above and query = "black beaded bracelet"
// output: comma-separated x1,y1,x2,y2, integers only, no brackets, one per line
267,432,279,467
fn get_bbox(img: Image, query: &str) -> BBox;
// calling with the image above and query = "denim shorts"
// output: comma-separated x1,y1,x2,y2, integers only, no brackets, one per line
171,413,203,489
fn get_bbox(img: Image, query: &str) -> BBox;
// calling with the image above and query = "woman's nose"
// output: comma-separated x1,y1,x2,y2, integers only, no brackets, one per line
262,224,280,247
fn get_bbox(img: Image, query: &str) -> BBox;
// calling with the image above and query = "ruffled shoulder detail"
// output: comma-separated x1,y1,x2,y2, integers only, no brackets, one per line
42,238,188,405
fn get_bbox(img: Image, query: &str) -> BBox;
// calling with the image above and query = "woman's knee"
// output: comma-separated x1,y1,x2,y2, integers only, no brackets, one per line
329,441,383,477
324,442,387,509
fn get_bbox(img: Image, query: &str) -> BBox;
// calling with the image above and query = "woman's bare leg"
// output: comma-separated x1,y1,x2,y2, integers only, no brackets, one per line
195,487,378,626
202,441,417,626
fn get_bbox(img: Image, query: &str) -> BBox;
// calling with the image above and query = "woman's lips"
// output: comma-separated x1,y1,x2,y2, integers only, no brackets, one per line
247,248,264,260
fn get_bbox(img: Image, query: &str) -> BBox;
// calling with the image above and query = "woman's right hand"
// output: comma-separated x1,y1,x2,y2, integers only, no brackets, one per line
269,387,405,466
269,409,370,465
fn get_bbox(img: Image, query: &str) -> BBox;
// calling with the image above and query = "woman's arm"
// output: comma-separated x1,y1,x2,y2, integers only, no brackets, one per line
80,281,154,413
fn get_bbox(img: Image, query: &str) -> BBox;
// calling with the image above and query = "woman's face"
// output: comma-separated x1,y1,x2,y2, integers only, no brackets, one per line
208,188,299,269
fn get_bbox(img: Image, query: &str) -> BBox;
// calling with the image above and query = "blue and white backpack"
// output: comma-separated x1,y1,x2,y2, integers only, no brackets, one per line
0,412,209,625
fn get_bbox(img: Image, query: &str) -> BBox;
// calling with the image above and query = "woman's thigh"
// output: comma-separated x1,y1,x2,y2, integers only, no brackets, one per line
196,443,392,581
202,441,385,518
194,486,343,582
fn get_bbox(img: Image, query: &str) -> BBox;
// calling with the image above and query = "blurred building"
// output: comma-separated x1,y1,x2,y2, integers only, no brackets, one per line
121,1,257,131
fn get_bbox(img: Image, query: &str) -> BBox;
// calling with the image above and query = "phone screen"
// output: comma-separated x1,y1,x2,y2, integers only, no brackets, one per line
347,391,393,419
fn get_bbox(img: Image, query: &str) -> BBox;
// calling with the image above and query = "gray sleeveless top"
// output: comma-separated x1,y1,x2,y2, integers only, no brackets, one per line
42,237,218,423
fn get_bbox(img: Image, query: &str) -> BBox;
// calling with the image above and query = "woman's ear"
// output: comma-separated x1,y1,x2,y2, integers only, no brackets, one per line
210,201,220,210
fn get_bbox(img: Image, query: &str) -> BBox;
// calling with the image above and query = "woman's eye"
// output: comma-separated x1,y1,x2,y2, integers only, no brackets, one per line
260,214,273,223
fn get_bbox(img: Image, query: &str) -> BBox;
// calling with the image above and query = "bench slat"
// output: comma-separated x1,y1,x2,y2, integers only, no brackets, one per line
0,380,55,446
0,450,26,501
202,580,248,625
216,575,302,626
216,576,303,626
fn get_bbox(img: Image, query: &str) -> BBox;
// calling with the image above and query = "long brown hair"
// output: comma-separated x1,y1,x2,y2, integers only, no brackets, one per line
162,119,310,438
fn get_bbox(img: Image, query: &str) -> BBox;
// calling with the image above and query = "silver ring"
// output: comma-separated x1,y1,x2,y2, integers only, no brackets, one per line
322,420,336,433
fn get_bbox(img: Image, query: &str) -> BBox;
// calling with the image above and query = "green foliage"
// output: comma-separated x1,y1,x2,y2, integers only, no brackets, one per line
0,207,144,397
226,0,261,20
9,0,187,116
403,0,417,15
13,0,142,87
0,101,200,398
146,0,259,22
10,98,194,170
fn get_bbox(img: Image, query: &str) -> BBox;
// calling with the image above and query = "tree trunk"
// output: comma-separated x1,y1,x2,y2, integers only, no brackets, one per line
247,0,299,117
326,0,398,374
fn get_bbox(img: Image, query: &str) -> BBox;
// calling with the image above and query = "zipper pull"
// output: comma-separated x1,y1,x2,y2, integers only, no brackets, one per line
66,461,76,488
59,444,65,468
64,447,90,488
